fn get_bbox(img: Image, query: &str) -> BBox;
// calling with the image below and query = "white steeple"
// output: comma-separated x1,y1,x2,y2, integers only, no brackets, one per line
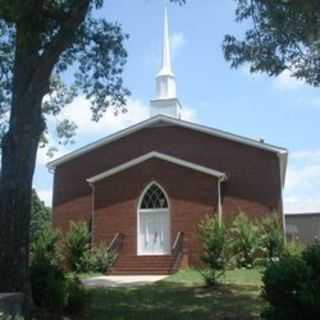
158,5,174,78
150,4,182,118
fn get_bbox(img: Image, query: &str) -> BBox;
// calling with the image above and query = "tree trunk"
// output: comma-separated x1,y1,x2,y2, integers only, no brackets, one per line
0,100,45,314
0,24,47,318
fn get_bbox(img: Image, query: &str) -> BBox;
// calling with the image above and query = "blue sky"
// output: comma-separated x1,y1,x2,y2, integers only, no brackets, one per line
35,0,320,213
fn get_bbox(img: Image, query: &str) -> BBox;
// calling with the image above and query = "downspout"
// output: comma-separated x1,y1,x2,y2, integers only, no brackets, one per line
217,176,225,226
89,182,96,247
278,152,287,245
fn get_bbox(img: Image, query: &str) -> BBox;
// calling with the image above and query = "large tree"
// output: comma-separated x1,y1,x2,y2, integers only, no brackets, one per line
0,0,184,312
223,0,320,86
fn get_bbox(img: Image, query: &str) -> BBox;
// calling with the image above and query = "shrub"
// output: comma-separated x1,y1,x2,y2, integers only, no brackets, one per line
30,228,67,311
260,213,284,259
199,215,226,286
301,241,320,315
227,211,262,268
64,273,87,314
284,240,304,257
62,222,91,272
31,227,87,313
262,241,320,319
77,244,115,274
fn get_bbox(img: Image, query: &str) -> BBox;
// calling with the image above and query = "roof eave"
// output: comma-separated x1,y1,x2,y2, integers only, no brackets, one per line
47,114,288,170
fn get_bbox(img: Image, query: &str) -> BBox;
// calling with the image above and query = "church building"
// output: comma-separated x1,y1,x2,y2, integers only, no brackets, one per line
48,8,288,274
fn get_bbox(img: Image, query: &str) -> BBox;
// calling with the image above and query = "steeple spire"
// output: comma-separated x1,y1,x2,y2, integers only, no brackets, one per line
158,4,173,77
150,4,182,119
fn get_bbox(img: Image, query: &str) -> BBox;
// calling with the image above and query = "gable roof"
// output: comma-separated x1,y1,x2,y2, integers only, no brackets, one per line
47,115,288,185
86,151,227,184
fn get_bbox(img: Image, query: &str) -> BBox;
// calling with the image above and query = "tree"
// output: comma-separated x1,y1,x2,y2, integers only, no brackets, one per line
0,0,185,311
30,189,51,244
223,0,320,86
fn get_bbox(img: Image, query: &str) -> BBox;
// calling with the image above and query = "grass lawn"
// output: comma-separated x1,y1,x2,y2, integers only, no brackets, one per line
82,268,265,320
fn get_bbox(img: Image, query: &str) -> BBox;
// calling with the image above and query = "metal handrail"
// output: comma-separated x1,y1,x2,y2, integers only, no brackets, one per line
170,232,184,273
107,232,124,254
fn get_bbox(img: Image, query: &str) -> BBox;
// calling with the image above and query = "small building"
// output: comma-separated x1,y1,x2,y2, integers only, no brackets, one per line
285,213,320,244
48,8,288,274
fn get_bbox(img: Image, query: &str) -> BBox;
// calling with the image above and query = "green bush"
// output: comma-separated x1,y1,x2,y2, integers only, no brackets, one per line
64,273,87,314
30,228,67,311
301,241,320,315
260,213,284,259
199,215,226,286
262,241,320,319
227,211,262,268
62,222,91,272
30,227,87,313
284,240,304,257
78,244,115,274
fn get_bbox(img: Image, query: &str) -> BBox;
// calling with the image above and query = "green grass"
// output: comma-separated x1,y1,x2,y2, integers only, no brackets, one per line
83,268,265,320
159,268,263,287
78,272,104,280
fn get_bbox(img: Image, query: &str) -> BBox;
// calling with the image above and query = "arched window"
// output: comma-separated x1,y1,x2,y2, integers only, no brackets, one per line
140,184,168,209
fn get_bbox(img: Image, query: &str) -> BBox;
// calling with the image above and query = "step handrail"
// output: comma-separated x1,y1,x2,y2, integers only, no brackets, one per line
170,232,184,273
107,232,124,254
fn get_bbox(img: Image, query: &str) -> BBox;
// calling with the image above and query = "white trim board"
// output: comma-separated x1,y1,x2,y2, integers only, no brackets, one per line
86,151,227,184
48,115,288,164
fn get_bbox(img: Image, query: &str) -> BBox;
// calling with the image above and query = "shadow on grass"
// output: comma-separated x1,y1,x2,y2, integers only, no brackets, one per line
84,283,264,320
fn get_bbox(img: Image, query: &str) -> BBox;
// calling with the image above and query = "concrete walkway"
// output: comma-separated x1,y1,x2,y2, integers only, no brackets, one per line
82,275,168,288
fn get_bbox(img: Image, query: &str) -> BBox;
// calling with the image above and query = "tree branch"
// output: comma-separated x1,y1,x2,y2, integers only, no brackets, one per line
37,0,91,85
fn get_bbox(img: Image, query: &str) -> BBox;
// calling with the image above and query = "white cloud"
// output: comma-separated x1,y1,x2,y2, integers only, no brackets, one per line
284,149,320,213
290,149,320,162
60,95,197,137
37,188,53,207
171,32,186,60
273,70,305,91
61,96,150,136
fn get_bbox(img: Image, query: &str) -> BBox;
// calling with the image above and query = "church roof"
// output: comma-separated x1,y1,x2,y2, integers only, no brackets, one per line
48,115,288,186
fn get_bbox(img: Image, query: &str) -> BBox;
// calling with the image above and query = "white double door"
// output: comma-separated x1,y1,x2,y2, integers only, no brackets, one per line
138,209,170,255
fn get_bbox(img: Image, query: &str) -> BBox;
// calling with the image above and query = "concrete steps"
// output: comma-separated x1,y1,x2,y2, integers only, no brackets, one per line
110,255,174,275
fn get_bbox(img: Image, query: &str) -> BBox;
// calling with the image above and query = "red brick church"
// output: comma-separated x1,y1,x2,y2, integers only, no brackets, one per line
48,8,288,274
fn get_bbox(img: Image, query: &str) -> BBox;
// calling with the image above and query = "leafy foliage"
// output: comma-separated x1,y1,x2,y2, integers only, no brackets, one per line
78,244,115,274
30,226,87,313
62,221,91,272
224,0,320,86
30,189,51,243
64,273,88,314
262,241,320,319
61,221,114,273
260,213,284,259
228,211,262,268
284,240,304,257
199,215,226,286
30,227,66,311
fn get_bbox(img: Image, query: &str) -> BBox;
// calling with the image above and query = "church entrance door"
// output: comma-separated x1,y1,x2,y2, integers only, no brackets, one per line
138,183,170,255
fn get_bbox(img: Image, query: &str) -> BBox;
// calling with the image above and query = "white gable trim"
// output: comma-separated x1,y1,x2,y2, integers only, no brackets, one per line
47,115,288,170
86,151,227,184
